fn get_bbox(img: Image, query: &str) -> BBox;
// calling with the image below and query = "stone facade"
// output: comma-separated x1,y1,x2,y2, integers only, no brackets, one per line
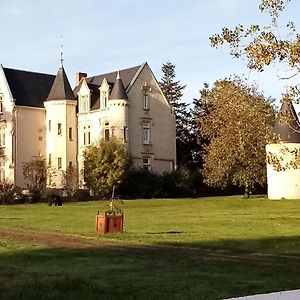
0,62,176,189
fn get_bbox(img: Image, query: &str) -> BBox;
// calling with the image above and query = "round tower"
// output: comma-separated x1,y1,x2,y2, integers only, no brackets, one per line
44,66,77,189
266,100,300,199
108,71,129,144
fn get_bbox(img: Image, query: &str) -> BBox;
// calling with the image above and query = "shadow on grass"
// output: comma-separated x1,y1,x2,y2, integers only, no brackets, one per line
160,235,300,258
1,236,300,300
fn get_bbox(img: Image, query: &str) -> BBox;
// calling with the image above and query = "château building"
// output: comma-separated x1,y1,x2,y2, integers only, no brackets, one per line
0,62,176,189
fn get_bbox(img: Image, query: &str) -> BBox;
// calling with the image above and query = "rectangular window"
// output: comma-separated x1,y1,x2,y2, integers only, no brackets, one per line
0,133,5,147
143,92,149,110
48,154,51,166
104,128,110,141
0,95,3,114
69,161,72,168
123,126,128,143
102,92,108,108
88,131,91,145
49,120,51,131
104,95,107,108
38,136,42,141
0,161,5,181
2,162,5,181
142,122,150,144
69,127,73,140
58,123,62,135
142,157,151,171
58,157,62,169
83,132,86,145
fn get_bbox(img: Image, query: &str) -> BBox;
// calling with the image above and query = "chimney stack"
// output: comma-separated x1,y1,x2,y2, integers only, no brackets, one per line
76,72,87,85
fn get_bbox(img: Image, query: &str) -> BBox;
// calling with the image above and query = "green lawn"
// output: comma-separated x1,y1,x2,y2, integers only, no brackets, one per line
1,196,300,299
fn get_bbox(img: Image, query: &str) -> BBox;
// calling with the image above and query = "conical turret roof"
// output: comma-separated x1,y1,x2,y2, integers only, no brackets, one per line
110,71,128,100
46,66,75,101
273,100,300,143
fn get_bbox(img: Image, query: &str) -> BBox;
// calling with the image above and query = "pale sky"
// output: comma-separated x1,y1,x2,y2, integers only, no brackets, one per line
1,0,299,105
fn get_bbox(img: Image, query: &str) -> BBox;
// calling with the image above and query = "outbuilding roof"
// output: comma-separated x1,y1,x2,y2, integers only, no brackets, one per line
273,100,300,143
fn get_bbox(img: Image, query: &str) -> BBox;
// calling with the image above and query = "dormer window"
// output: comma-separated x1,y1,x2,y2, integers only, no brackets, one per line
80,95,90,113
99,78,109,109
102,91,108,108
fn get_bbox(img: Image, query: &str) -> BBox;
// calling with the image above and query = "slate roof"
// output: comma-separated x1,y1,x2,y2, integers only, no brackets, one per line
110,72,128,100
46,66,76,101
273,100,300,143
74,64,141,111
3,67,55,108
86,65,141,89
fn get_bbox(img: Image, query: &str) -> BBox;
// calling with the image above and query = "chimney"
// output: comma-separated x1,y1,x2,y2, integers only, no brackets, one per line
76,72,87,85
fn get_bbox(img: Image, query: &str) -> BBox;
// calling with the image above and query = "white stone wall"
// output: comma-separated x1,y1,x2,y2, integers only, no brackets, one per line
15,106,46,188
0,66,17,185
266,143,300,199
77,79,128,186
44,100,77,189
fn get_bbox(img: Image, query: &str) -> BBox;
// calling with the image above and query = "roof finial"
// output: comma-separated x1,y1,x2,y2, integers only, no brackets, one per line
116,70,120,80
60,35,64,67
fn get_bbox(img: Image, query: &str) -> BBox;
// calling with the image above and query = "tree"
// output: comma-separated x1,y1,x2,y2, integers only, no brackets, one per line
196,78,275,195
191,82,213,170
83,138,130,197
210,0,298,104
210,0,300,174
63,165,78,197
159,61,193,168
23,158,47,193
0,180,14,205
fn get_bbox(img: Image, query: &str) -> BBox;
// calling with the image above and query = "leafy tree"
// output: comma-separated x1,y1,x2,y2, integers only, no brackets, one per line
210,0,298,104
83,138,130,197
210,0,300,174
196,78,275,195
159,61,194,168
63,165,79,197
23,158,47,193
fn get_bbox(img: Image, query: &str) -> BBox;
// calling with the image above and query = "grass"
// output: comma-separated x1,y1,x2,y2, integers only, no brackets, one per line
1,195,300,254
1,196,300,299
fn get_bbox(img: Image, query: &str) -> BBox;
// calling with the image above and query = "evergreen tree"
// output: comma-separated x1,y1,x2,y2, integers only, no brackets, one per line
191,82,212,170
159,62,192,168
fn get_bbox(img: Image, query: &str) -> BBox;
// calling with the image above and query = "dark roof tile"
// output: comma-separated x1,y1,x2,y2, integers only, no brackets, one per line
3,67,55,108
86,65,141,89
74,65,141,111
110,72,128,100
46,66,76,101
273,100,300,143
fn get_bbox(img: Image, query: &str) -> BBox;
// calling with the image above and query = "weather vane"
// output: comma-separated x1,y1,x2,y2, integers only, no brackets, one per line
60,35,64,66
